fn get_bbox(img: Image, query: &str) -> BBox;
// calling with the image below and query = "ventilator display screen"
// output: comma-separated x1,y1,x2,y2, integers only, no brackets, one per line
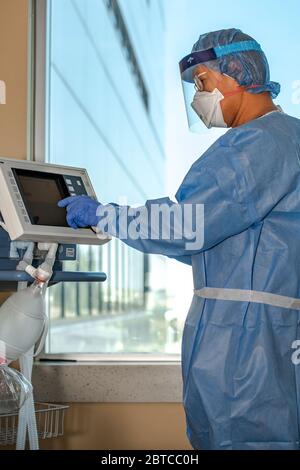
13,169,70,226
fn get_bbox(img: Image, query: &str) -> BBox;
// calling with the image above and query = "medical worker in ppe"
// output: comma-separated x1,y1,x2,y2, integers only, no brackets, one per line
59,28,300,450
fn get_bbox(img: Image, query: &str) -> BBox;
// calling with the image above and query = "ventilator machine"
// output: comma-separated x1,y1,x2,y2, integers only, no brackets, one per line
0,157,109,449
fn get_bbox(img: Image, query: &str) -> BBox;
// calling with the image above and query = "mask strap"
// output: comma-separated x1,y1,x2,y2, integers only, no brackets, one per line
213,76,242,97
213,73,262,97
222,84,262,98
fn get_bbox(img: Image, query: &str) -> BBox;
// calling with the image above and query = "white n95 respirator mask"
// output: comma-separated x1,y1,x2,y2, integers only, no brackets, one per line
191,88,227,129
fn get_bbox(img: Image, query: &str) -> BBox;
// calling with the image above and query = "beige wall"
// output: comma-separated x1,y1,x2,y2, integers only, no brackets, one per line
0,0,192,450
0,0,29,310
40,403,192,450
0,0,29,159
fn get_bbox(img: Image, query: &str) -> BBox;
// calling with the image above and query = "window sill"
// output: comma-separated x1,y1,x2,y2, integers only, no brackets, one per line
32,359,183,403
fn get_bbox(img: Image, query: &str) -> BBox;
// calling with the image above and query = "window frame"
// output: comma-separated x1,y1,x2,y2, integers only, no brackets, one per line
32,0,182,371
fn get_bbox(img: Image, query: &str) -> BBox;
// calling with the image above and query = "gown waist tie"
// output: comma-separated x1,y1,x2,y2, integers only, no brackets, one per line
194,287,300,310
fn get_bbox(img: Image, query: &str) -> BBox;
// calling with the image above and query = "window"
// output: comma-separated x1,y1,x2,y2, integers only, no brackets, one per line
36,0,297,358
41,0,185,357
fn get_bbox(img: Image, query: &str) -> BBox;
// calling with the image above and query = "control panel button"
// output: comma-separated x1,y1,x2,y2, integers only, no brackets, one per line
66,247,75,257
66,178,72,185
68,186,75,192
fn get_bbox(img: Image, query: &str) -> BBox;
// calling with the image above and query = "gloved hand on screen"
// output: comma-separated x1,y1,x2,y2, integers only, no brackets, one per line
58,195,101,229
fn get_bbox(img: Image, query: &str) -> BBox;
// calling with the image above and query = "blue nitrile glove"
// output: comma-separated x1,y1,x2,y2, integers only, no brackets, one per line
58,195,101,229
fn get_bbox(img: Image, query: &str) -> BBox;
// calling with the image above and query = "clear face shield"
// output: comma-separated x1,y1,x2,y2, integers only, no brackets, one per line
179,49,220,133
179,40,265,132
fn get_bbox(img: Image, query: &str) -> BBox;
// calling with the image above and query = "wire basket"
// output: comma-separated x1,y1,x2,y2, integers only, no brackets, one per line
0,402,69,446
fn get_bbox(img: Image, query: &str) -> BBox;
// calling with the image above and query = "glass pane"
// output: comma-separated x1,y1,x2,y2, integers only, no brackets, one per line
45,0,181,355
44,0,296,355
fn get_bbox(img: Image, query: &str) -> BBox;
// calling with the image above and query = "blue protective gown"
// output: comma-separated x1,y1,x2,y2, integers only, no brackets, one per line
99,111,300,449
